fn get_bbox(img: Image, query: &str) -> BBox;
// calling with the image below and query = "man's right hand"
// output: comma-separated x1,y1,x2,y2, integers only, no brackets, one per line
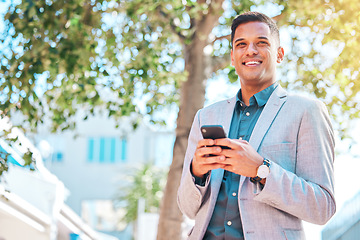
191,139,227,178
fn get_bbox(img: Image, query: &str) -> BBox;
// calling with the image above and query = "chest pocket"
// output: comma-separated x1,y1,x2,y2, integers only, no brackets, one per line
259,143,296,173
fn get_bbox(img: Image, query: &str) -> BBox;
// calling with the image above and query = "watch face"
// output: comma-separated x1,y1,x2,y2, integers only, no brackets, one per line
258,165,270,178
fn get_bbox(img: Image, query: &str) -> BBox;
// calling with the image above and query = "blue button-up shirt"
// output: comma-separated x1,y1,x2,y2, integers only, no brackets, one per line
203,82,278,239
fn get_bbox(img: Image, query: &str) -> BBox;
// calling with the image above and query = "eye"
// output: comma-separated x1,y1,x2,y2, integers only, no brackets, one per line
258,41,268,46
236,42,246,47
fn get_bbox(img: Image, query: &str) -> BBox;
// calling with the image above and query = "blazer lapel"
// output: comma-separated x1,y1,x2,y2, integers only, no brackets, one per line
222,97,237,137
240,86,287,187
249,85,287,150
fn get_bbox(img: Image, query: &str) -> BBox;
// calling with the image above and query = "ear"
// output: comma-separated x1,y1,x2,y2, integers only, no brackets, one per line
277,47,284,63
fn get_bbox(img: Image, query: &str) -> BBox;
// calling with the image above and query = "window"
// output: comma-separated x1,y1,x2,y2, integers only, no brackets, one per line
0,141,34,169
0,145,21,166
87,137,127,163
51,152,64,162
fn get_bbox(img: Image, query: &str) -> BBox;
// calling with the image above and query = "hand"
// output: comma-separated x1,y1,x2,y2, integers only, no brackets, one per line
191,138,227,178
214,138,263,177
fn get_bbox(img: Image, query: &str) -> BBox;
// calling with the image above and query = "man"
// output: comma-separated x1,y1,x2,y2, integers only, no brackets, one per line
177,11,335,240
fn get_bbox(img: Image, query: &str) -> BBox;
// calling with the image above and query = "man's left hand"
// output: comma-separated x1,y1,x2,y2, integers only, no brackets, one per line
214,138,263,177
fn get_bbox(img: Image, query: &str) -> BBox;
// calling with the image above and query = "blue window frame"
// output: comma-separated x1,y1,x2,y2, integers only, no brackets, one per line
99,138,105,163
110,138,116,163
0,145,21,166
52,152,64,162
88,138,94,162
0,143,35,169
87,137,127,163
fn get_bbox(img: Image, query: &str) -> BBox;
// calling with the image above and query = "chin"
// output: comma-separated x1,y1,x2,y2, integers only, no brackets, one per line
240,76,263,83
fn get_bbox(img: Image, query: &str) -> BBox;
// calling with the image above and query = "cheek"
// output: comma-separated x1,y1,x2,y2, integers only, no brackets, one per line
233,49,245,57
266,50,278,63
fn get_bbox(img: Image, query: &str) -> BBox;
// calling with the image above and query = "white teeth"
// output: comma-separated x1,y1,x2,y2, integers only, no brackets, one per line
245,61,261,65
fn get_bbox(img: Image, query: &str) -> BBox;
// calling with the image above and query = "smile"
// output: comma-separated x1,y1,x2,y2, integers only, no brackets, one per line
243,60,262,66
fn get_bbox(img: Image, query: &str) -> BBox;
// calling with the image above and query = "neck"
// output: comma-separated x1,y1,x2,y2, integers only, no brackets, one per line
241,81,275,105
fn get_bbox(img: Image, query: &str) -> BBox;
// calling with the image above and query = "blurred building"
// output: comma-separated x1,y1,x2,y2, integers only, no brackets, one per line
322,191,360,240
0,124,111,240
32,113,175,239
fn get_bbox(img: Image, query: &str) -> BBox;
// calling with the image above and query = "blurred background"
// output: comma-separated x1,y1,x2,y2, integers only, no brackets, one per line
0,0,359,240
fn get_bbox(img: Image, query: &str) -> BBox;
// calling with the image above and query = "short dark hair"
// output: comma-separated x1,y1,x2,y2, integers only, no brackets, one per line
231,12,280,47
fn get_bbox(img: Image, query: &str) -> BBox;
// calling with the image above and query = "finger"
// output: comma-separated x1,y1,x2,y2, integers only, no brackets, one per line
218,156,238,166
197,138,216,148
215,148,233,158
195,152,226,164
222,166,239,175
195,146,223,159
202,163,227,172
192,160,226,177
214,138,234,149
221,163,241,174
205,155,226,164
233,139,249,148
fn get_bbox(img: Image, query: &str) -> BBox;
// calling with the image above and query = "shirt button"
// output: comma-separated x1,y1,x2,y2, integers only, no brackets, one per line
246,112,250,116
227,221,232,226
232,192,237,197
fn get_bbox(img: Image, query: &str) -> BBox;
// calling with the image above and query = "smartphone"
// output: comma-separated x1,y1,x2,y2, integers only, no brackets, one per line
201,125,227,139
200,125,230,150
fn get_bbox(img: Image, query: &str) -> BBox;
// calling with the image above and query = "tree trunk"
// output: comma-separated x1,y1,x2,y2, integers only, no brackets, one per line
156,3,224,239
156,40,207,240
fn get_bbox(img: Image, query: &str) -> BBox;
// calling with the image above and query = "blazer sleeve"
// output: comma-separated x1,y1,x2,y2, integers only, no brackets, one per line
253,99,336,225
177,110,211,219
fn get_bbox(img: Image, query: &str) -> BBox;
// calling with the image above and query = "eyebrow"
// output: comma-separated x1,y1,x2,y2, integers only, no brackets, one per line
234,36,269,44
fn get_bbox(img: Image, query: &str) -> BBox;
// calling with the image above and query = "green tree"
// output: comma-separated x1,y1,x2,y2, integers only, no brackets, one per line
1,0,359,239
279,0,360,138
115,163,167,236
116,163,167,224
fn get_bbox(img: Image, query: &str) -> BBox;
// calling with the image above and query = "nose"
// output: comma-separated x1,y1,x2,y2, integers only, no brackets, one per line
246,43,258,56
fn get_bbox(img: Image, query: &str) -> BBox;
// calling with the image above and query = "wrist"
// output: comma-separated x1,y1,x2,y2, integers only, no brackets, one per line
250,158,271,184
190,161,206,178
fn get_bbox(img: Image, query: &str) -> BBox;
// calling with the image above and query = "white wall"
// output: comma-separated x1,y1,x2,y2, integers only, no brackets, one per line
34,113,175,218
0,211,49,240
4,166,60,217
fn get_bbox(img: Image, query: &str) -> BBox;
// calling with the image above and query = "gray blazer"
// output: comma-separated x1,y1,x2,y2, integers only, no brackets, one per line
177,85,336,240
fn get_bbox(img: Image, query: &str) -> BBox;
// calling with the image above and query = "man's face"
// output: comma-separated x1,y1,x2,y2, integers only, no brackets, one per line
231,21,284,89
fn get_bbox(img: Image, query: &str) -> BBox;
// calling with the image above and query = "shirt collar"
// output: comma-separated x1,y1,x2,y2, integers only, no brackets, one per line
236,82,279,108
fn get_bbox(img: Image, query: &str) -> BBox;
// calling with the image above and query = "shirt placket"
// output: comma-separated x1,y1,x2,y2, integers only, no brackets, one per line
223,172,242,239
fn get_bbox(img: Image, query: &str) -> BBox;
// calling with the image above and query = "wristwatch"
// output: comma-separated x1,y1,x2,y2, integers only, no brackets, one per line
250,158,271,183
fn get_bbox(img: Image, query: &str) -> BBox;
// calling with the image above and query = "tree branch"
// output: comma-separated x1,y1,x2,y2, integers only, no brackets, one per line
82,2,93,26
212,34,230,44
272,13,285,22
196,0,225,43
156,6,186,43
211,53,230,74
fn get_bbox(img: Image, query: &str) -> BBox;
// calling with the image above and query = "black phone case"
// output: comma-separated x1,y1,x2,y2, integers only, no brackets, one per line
200,125,227,139
200,125,230,151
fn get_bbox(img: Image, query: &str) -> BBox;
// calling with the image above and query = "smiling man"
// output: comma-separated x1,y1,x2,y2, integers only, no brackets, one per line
231,17,284,105
177,12,336,240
